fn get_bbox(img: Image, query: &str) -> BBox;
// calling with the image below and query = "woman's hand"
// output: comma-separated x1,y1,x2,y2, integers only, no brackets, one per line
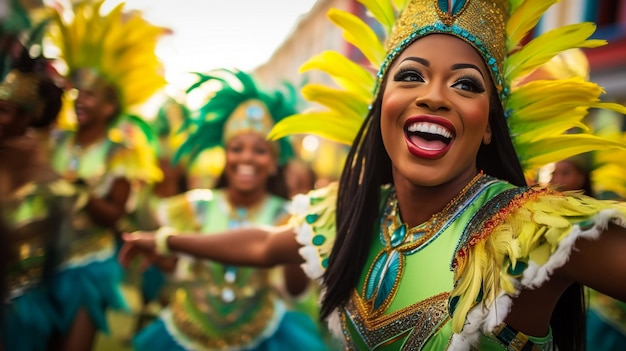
118,231,159,269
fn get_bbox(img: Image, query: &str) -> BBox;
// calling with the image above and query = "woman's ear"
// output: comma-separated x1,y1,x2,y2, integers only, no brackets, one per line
483,123,492,145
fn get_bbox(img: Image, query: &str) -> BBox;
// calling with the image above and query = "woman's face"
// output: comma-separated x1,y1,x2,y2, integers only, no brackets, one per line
381,34,492,187
0,100,27,141
74,84,117,130
549,160,587,191
223,132,277,194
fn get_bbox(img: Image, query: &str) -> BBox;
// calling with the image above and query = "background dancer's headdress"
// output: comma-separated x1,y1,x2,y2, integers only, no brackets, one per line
269,0,626,178
175,68,296,166
151,96,192,160
44,0,169,184
46,0,169,118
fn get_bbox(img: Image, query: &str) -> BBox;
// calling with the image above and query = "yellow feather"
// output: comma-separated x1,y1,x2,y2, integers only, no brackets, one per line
47,0,168,111
507,78,603,112
356,0,396,34
391,0,409,12
450,241,489,333
518,134,626,171
506,0,559,51
301,84,370,117
483,225,520,301
327,8,386,68
268,112,363,146
506,23,606,80
299,51,375,100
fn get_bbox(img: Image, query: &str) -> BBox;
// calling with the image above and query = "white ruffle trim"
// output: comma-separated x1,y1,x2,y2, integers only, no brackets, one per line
326,307,347,346
290,193,326,280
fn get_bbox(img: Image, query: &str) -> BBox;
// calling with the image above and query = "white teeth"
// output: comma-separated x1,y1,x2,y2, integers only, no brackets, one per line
237,165,255,176
407,122,452,138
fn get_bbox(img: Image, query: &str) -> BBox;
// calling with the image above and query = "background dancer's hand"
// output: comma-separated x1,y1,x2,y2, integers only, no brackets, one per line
119,231,159,270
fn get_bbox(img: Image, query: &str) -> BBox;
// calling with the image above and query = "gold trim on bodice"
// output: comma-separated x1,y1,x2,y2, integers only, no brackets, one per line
342,291,450,350
170,288,277,349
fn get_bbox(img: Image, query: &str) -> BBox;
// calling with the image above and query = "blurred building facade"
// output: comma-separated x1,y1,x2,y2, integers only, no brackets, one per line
541,0,626,102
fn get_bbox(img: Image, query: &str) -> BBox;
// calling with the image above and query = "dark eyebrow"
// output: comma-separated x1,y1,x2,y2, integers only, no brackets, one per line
452,63,485,79
400,57,429,67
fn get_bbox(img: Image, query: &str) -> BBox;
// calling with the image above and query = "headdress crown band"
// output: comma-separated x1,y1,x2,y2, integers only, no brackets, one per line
380,0,508,97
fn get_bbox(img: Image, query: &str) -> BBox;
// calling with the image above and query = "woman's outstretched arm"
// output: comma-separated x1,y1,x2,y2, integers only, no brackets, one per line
560,222,626,301
118,224,303,269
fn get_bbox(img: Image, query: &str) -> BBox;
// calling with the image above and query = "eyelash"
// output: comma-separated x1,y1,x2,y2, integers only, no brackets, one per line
393,68,485,93
452,76,485,93
394,67,424,82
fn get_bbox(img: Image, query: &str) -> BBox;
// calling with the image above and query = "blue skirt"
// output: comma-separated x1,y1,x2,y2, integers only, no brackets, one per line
1,286,61,351
51,256,128,333
133,310,333,351
586,308,626,351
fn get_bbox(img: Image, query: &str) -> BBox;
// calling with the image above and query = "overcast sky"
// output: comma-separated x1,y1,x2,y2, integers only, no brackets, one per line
109,0,319,92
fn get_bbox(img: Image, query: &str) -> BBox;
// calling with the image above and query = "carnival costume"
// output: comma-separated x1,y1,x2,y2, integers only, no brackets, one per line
1,180,85,351
267,0,626,350
134,69,329,351
44,0,165,334
0,15,87,350
134,97,192,315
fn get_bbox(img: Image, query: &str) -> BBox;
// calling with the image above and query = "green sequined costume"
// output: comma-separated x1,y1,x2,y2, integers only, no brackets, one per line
133,189,330,351
290,175,626,350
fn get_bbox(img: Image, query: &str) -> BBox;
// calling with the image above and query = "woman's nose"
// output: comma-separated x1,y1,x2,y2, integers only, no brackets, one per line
414,81,450,111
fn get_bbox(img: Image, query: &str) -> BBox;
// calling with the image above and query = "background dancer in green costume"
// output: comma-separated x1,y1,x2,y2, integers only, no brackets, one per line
131,68,331,351
120,1,626,350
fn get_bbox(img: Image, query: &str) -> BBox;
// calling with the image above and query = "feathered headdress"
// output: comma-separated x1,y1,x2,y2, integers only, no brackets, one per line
46,0,169,115
151,96,192,160
43,0,168,184
530,48,626,199
269,0,626,178
174,68,296,166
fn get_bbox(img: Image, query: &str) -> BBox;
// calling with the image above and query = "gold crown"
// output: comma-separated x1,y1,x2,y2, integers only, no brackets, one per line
223,99,275,143
379,0,509,97
0,69,44,120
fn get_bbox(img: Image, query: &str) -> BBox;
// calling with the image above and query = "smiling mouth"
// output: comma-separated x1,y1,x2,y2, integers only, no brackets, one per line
236,164,256,176
405,121,453,151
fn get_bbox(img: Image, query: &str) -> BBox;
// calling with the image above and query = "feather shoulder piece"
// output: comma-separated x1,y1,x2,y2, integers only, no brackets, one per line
448,187,626,347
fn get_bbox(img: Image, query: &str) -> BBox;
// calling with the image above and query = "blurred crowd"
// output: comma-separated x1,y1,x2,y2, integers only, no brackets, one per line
1,1,625,351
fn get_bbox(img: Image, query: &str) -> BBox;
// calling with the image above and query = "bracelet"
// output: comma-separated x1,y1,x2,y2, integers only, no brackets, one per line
155,226,177,255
